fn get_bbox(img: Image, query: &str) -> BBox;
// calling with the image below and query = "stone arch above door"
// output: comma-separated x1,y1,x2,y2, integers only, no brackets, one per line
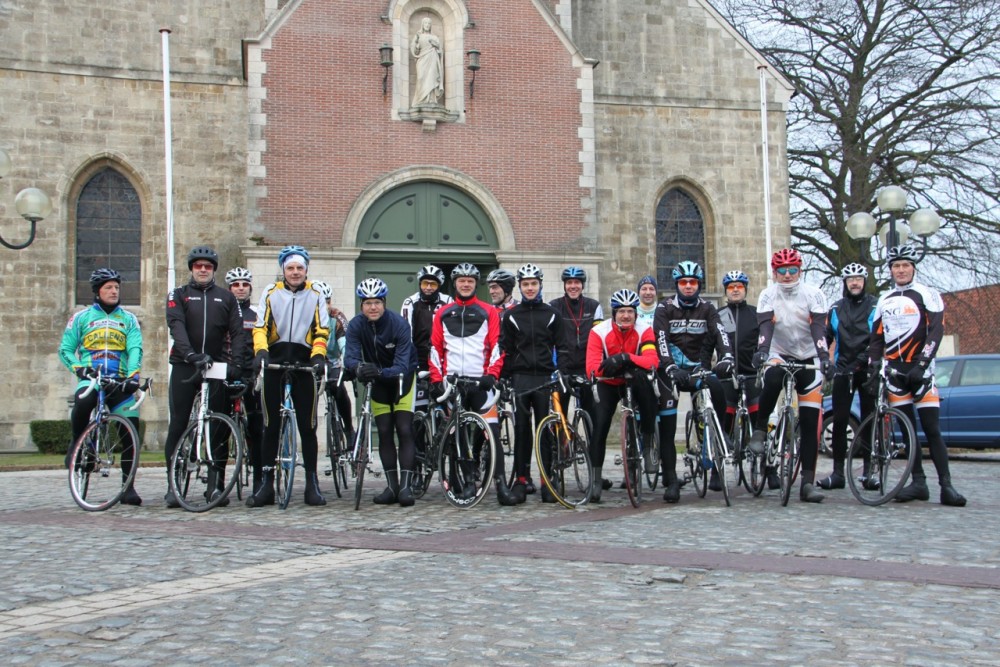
343,166,515,250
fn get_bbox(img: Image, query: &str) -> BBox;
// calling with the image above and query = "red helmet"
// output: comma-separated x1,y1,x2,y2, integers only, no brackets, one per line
771,248,803,270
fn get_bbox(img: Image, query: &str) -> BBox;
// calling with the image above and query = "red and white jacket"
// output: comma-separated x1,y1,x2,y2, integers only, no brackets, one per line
586,320,658,386
429,295,504,383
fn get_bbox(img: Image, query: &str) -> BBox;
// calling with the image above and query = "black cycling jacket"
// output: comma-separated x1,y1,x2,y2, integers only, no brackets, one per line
826,292,876,373
499,299,570,377
717,300,759,375
167,279,249,370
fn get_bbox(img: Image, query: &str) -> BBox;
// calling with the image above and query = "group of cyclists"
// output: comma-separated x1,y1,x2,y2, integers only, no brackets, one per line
59,241,966,509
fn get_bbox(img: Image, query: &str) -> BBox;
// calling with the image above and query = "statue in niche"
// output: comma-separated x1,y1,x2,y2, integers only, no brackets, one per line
411,17,444,106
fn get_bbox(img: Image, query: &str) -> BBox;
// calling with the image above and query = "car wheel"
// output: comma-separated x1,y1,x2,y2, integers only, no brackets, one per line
821,412,858,458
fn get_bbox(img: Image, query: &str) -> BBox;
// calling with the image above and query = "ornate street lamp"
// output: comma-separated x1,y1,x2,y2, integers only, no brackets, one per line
0,148,53,250
845,185,941,267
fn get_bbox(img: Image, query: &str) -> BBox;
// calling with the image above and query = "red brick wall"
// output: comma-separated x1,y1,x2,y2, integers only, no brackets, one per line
257,0,586,249
943,285,1000,354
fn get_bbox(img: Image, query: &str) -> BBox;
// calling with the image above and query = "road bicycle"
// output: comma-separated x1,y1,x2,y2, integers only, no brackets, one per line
846,362,918,505
260,362,319,510
67,370,151,511
730,373,765,496
532,374,594,509
683,368,737,506
346,378,383,510
759,360,818,507
323,362,351,498
411,371,445,499
496,378,517,488
433,375,497,508
169,365,245,512
606,371,658,508
227,381,254,501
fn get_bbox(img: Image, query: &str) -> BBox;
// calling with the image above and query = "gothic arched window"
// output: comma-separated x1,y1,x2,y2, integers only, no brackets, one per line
655,188,705,288
75,168,142,305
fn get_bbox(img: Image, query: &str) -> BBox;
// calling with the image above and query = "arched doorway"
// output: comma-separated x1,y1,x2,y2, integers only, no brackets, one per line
355,181,499,310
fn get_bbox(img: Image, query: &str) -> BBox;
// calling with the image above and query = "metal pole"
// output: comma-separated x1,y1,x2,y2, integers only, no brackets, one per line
160,28,175,291
758,65,773,285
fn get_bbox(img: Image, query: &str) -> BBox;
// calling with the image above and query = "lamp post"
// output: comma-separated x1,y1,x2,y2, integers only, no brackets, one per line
0,148,53,250
845,185,941,267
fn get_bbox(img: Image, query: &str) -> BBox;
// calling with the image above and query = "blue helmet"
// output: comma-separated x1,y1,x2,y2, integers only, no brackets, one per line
278,245,310,267
610,288,640,311
672,261,704,283
722,270,749,288
561,266,587,284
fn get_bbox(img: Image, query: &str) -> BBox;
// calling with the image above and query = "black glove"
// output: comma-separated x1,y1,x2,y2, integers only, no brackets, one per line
356,362,380,383
254,350,270,373
122,377,141,394
311,355,326,376
863,366,881,396
712,357,734,378
600,354,623,377
75,366,95,381
226,363,243,382
906,362,928,386
819,357,833,378
186,352,213,370
478,375,497,391
752,350,769,370
429,382,445,400
667,365,690,387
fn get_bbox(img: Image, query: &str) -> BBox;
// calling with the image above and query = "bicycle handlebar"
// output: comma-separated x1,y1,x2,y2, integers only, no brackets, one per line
435,375,501,410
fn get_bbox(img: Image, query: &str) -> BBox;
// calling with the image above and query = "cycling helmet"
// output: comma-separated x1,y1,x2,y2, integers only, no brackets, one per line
610,288,640,311
277,245,310,267
311,280,333,301
450,262,481,281
90,268,121,293
840,262,869,279
771,248,803,269
516,263,544,281
416,264,445,286
671,261,704,283
225,267,253,286
561,266,587,284
356,277,389,300
722,270,749,288
187,245,219,270
886,244,919,267
486,268,516,294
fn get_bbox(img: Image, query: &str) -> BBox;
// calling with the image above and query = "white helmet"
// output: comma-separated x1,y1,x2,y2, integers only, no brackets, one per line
225,267,253,286
312,280,333,300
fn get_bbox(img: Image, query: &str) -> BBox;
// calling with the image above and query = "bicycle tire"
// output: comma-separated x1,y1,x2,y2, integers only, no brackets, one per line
170,412,243,512
571,410,595,499
498,403,517,488
411,411,435,499
847,406,917,506
326,403,348,499
439,411,495,508
734,411,757,494
534,414,593,509
621,414,642,507
276,412,298,510
68,414,140,511
235,414,251,501
706,414,732,507
779,410,798,507
642,415,660,491
352,414,370,511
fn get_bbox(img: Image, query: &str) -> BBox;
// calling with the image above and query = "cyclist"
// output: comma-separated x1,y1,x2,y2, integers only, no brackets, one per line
400,264,452,374
717,270,764,469
429,263,519,505
313,280,355,449
225,267,266,496
499,263,570,503
867,244,965,506
486,268,519,311
344,277,419,507
59,268,144,505
654,261,734,502
819,262,876,490
747,248,830,503
549,266,603,493
585,289,659,503
165,246,249,508
247,246,330,508
636,275,658,326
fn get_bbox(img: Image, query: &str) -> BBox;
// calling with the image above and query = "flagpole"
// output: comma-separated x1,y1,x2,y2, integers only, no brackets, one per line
758,65,773,285
160,27,175,291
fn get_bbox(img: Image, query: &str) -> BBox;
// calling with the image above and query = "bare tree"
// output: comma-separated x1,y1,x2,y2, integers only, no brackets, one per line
721,0,1000,291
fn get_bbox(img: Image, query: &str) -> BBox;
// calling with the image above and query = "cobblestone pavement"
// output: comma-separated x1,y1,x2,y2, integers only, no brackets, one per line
1,456,998,665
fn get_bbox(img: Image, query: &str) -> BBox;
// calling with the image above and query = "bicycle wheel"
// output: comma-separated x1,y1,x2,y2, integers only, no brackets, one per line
411,411,434,499
439,412,495,508
706,415,733,507
352,414,370,510
498,405,517,487
535,414,593,509
276,413,298,510
68,414,139,511
641,416,660,491
571,411,595,499
170,413,242,512
326,405,348,499
235,415,251,501
847,406,917,506
621,414,642,507
778,411,799,507
734,411,757,494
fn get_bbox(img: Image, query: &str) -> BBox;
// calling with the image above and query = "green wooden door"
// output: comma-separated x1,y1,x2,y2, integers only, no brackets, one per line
355,182,499,311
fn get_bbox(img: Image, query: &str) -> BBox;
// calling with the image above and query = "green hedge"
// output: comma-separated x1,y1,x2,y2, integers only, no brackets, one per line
30,420,147,455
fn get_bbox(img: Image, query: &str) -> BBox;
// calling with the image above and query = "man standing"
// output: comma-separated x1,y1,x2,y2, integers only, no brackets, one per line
717,270,760,436
868,244,965,506
225,267,265,495
486,268,519,312
636,275,658,326
165,247,248,507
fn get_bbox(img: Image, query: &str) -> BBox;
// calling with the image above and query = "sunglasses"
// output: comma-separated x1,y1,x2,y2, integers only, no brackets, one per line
725,283,745,291
230,281,251,289
677,278,699,287
192,262,215,270
776,266,800,276
420,280,440,288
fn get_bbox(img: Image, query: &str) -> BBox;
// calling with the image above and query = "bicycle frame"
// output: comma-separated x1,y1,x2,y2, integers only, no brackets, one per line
759,360,818,506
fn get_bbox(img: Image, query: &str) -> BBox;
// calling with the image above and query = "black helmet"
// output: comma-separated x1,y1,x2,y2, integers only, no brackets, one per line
187,246,219,270
450,262,481,281
486,268,516,295
90,268,121,294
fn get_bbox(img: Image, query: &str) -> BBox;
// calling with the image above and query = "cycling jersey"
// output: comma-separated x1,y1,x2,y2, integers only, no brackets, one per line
869,281,943,365
429,295,503,382
549,295,603,372
59,303,142,385
344,308,418,390
756,282,828,361
499,299,569,377
495,297,519,312
253,280,329,363
585,320,658,386
167,279,249,368
827,292,876,372
653,296,733,370
636,304,656,326
717,300,759,375
400,291,452,370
